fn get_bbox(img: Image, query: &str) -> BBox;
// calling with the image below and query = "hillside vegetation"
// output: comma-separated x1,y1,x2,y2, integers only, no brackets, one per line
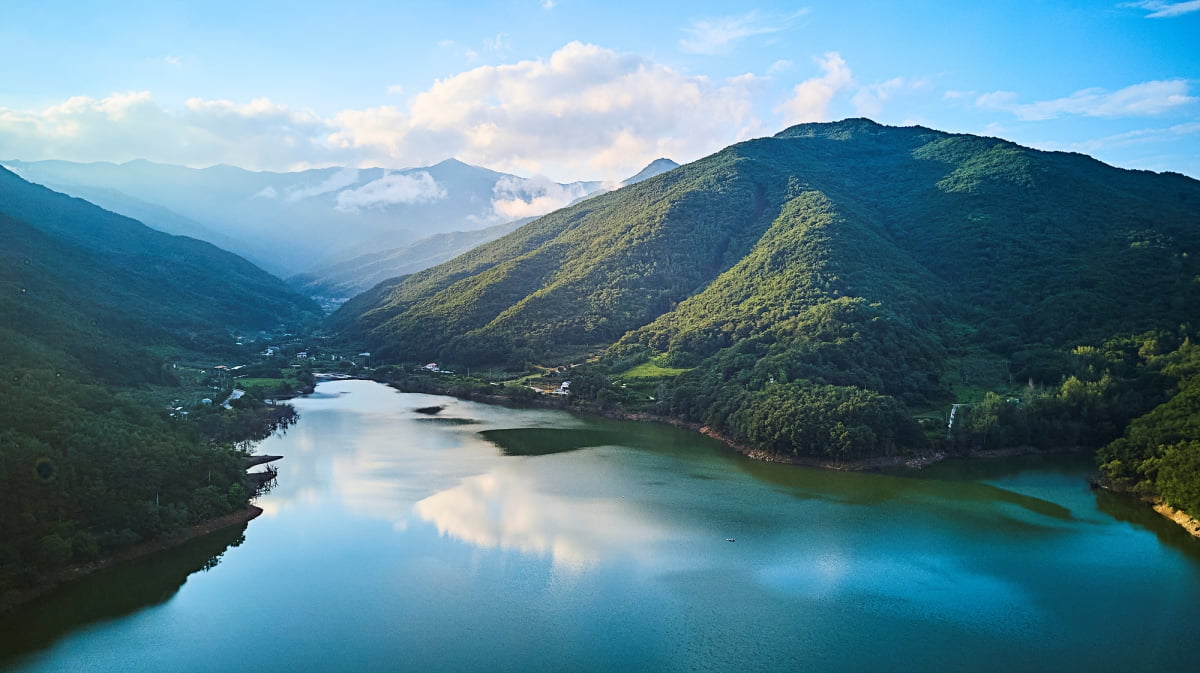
331,119,1200,511
0,168,320,592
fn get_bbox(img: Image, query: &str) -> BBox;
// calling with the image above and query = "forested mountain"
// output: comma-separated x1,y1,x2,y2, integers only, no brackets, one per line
2,158,601,276
0,168,319,591
332,119,1200,501
291,157,680,300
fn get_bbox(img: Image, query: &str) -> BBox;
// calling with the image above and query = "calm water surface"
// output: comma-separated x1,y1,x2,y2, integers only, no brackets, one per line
3,380,1199,672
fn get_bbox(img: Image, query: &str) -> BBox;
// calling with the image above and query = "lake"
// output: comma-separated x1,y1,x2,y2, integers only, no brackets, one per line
2,379,1198,672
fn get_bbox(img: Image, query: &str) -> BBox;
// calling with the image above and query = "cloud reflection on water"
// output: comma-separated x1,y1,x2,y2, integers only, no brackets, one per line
414,450,684,570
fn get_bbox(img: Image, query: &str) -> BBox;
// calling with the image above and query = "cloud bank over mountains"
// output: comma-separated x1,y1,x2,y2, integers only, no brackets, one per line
1,37,1195,181
333,171,448,213
0,43,761,182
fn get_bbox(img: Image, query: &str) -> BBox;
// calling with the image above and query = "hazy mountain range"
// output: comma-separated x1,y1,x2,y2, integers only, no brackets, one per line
290,158,680,299
1,157,607,277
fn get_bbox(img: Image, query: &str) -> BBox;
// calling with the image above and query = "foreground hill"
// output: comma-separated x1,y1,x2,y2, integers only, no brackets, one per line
0,168,319,592
0,167,320,367
332,119,1200,478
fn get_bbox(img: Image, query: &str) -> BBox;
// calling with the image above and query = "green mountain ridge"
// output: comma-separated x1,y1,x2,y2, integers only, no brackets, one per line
332,118,1200,468
0,167,319,591
1,167,320,363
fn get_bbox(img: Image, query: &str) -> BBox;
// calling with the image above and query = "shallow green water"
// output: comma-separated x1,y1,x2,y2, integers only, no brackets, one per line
3,380,1199,672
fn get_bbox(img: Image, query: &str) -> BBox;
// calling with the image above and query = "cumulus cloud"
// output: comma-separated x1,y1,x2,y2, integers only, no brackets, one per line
0,91,339,169
775,52,855,125
0,91,185,163
334,171,447,212
977,79,1197,120
393,41,762,178
1121,0,1200,17
490,175,592,219
0,42,763,181
680,10,804,55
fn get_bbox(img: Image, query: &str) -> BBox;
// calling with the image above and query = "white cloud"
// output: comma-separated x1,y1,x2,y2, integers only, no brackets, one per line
283,166,360,203
1121,1,1200,17
775,52,855,125
680,10,806,55
0,43,763,181
854,76,926,117
327,105,407,157
490,175,592,219
392,41,762,178
483,33,511,55
767,59,794,76
0,93,285,170
852,77,907,117
0,91,215,165
334,171,447,212
1061,121,1200,153
977,79,1197,120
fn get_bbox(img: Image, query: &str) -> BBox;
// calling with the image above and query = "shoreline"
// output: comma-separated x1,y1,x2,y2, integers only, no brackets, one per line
1153,502,1200,539
0,505,263,615
369,376,1199,538
374,375,1075,472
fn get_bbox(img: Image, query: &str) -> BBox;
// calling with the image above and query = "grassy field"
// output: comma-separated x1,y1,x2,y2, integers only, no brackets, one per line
235,377,296,396
618,361,690,379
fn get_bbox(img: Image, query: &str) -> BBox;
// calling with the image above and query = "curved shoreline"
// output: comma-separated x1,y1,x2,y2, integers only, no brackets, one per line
375,376,1042,471
375,376,1200,538
0,505,263,615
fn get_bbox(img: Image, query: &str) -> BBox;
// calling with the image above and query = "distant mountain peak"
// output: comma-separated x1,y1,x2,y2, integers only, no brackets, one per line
642,157,679,171
622,157,680,186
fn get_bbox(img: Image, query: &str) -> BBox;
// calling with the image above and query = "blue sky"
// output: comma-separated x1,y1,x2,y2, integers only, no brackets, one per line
1,0,1197,181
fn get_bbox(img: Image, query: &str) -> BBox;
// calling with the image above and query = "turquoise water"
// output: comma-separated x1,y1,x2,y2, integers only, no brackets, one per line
3,379,1198,672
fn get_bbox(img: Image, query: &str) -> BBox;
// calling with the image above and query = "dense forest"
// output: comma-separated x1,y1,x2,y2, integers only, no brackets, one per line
0,167,321,592
334,119,1200,516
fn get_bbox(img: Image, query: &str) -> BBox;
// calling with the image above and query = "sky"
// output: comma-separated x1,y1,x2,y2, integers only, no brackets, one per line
1,0,1197,182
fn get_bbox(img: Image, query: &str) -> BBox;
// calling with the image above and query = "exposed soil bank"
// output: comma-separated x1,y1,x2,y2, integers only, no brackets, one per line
1154,502,1200,539
0,506,263,615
